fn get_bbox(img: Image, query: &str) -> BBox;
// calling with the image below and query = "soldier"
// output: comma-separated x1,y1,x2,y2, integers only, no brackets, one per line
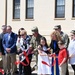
54,25,69,75
30,26,42,71
54,25,69,48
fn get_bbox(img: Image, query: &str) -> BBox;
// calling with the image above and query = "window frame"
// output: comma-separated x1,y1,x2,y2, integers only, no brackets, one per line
72,0,75,17
13,0,20,19
55,0,65,18
25,0,34,19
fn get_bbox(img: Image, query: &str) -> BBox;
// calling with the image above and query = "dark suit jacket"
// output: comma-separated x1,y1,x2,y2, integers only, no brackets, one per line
0,33,5,55
50,40,60,54
2,32,17,54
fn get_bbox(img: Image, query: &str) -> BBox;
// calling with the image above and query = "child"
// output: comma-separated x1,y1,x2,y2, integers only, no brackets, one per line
58,40,68,75
38,37,52,75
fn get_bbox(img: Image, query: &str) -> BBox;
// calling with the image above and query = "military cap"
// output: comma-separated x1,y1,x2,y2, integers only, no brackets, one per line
71,30,75,34
31,26,38,32
54,25,61,30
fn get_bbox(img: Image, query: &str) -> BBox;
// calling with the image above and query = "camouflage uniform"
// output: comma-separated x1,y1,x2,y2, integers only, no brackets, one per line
54,25,69,48
30,26,42,69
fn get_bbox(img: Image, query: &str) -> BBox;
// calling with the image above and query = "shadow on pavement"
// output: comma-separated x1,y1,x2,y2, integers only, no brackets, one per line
32,73,37,75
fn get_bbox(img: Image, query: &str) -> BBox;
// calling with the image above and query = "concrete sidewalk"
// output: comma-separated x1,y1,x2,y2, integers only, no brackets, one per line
31,55,37,75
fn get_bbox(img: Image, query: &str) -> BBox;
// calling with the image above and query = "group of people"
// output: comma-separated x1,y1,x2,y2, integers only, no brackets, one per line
0,25,42,75
0,25,75,75
38,25,69,75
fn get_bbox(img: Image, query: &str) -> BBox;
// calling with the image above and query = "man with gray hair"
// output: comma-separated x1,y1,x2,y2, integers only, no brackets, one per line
2,25,17,75
0,25,7,75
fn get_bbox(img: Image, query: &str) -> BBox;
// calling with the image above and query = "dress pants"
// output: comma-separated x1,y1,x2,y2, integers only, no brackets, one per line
23,54,32,75
5,53,17,75
2,55,7,73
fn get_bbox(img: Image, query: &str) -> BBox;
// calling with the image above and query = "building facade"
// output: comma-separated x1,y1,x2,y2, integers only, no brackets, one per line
0,0,75,40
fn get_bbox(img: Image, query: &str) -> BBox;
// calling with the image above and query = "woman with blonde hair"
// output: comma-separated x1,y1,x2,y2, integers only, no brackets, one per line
16,29,32,75
50,31,61,42
49,31,62,75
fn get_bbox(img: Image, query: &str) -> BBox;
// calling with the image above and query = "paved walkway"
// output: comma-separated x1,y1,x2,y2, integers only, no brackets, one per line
0,55,74,75
31,55,37,75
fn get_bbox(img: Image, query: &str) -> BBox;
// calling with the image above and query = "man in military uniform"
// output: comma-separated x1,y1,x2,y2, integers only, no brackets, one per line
54,25,69,75
54,25,69,48
30,26,42,70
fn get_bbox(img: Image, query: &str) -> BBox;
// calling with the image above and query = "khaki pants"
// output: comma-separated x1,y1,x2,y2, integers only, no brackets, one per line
5,53,17,74
59,62,67,75
0,60,3,68
2,55,7,72
35,51,38,65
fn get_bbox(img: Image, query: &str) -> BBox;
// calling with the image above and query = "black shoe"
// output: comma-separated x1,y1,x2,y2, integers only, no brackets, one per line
4,73,6,75
0,72,2,75
14,71,19,74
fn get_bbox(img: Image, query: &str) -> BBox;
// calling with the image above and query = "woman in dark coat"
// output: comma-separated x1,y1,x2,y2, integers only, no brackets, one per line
49,31,62,75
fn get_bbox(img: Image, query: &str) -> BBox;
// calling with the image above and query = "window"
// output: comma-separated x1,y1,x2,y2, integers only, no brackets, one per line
13,0,20,19
26,0,34,19
55,0,65,18
73,0,75,17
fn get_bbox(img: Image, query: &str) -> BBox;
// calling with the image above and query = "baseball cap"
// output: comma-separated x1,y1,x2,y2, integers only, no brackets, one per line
54,25,61,30
31,26,38,32
70,30,75,34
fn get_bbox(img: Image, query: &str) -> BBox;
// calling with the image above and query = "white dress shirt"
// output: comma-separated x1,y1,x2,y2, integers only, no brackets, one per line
8,33,11,40
68,40,75,64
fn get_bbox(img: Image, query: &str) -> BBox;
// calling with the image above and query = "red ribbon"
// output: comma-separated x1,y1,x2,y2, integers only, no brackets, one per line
42,54,56,67
0,69,4,74
42,61,50,67
15,51,29,66
50,54,56,57
42,60,56,67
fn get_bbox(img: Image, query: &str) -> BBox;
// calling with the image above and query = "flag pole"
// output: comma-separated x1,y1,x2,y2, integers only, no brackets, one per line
51,49,56,75
54,56,56,75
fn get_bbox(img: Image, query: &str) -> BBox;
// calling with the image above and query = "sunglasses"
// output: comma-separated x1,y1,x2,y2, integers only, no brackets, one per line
21,34,25,36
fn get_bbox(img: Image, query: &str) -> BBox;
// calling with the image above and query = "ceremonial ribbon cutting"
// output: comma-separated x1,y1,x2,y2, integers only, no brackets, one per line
15,51,29,66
